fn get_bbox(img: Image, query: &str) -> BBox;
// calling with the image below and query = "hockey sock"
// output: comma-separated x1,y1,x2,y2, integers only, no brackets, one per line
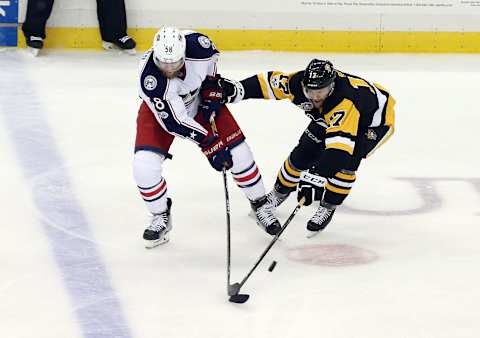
230,142,265,201
133,151,169,213
275,157,301,193
323,170,356,205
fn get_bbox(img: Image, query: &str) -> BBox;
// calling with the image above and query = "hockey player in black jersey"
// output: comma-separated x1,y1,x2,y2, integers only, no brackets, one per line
208,59,396,236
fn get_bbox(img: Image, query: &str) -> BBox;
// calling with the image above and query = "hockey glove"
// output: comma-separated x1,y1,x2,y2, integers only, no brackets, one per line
221,78,245,104
200,75,225,121
297,170,327,206
200,135,233,172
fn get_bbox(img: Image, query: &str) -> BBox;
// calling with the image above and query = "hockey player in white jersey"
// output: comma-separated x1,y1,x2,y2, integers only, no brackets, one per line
133,27,281,248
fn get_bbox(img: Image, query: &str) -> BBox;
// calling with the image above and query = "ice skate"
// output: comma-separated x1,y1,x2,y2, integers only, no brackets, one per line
102,35,136,55
266,187,290,208
250,196,282,236
306,202,336,238
143,198,172,248
26,36,43,56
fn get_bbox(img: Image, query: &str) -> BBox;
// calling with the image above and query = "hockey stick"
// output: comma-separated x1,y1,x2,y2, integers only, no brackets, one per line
209,117,250,302
228,197,305,303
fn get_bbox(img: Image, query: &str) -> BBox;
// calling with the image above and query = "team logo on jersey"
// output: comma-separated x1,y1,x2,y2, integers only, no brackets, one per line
271,74,290,95
366,129,377,140
144,75,157,91
156,111,169,119
198,36,211,49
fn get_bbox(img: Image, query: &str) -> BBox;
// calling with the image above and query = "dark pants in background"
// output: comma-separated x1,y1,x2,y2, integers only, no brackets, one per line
22,0,128,42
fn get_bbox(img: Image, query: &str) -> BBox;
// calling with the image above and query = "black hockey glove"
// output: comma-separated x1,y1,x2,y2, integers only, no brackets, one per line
221,78,245,104
297,170,326,206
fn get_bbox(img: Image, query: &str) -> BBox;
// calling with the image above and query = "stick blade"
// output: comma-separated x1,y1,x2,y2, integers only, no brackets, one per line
228,294,250,304
228,283,241,296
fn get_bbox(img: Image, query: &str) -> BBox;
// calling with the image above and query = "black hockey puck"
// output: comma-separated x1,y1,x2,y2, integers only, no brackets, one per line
268,260,277,272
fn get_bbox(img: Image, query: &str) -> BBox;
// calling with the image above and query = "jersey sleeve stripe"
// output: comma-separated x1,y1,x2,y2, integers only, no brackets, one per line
325,136,355,155
264,72,278,99
257,73,272,99
166,101,206,135
385,95,396,127
370,83,388,127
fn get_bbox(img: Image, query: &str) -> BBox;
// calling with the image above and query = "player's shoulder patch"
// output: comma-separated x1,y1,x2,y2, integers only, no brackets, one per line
184,32,219,60
269,71,291,93
197,35,211,49
143,75,157,91
140,57,168,98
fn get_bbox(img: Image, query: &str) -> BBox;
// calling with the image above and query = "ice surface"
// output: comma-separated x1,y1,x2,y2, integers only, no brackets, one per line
1,49,479,338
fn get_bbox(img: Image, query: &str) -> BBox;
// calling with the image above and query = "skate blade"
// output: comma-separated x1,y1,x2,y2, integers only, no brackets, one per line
229,294,249,304
306,229,321,238
27,47,40,57
144,234,170,249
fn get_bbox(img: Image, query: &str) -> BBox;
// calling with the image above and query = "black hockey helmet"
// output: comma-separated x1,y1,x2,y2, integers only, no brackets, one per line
302,59,336,90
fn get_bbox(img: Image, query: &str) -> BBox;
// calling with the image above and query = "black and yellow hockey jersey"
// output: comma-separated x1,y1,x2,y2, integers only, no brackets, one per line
239,69,395,159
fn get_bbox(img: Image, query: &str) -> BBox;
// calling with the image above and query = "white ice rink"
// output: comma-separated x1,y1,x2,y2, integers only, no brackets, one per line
1,49,480,338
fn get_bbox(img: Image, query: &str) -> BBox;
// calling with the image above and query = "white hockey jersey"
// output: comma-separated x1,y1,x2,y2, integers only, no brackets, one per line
138,31,219,144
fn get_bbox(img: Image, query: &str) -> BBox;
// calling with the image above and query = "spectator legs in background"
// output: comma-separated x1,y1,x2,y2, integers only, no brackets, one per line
97,0,137,53
22,0,55,53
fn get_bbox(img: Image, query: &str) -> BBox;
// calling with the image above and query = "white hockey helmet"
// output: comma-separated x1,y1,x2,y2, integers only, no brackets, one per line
152,26,186,73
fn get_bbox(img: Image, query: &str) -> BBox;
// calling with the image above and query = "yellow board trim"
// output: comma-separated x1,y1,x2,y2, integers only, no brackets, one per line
17,27,480,53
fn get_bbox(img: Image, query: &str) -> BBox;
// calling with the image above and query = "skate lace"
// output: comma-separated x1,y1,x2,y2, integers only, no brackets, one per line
256,204,278,226
311,206,333,224
147,212,169,232
266,190,288,208
30,36,43,42
119,36,131,43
